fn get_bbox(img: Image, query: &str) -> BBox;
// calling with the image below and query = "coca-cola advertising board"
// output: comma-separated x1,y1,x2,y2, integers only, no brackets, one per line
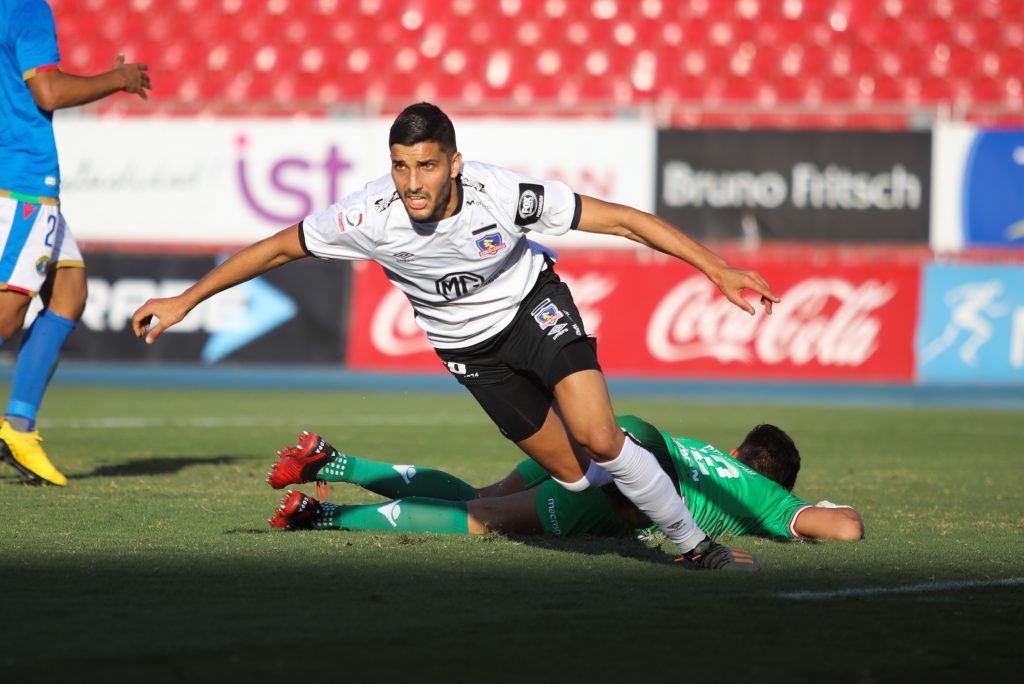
346,250,920,382
656,129,931,243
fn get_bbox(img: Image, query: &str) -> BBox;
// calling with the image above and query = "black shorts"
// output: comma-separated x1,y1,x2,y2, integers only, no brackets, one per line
436,266,602,442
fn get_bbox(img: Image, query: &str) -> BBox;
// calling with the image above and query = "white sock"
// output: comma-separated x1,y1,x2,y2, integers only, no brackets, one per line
551,473,590,492
600,433,705,553
551,460,615,492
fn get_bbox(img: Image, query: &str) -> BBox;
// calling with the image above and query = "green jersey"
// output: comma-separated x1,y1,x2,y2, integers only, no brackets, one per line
615,415,811,538
516,416,812,539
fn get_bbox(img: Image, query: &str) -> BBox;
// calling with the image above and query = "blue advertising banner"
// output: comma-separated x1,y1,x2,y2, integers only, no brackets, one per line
49,252,350,365
963,130,1024,248
918,264,1024,383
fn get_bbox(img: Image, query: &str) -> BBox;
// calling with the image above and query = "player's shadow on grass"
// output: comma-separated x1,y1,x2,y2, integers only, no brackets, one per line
507,533,679,566
70,455,247,480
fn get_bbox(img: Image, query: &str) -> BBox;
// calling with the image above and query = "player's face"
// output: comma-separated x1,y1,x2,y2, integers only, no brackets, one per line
390,142,462,223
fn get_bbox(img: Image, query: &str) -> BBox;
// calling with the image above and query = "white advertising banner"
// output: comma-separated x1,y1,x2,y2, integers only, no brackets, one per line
54,116,653,247
930,121,975,253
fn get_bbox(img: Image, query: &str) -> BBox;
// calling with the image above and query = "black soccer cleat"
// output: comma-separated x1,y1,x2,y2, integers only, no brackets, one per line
674,537,761,571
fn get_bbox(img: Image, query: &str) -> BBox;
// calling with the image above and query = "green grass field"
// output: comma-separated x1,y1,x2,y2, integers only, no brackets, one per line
1,385,1021,682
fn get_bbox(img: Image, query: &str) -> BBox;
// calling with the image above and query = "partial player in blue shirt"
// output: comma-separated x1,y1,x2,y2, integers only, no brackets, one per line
0,0,151,486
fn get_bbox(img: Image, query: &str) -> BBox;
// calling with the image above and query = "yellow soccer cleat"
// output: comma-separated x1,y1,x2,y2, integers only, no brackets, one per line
0,421,67,487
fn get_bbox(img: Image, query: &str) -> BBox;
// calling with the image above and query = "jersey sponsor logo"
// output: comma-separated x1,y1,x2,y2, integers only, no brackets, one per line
339,206,364,232
377,500,402,527
436,272,486,300
475,232,508,257
531,298,563,329
515,183,545,227
374,190,401,213
393,251,416,263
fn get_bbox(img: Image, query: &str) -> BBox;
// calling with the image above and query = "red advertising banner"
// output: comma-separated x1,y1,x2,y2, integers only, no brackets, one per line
347,249,921,382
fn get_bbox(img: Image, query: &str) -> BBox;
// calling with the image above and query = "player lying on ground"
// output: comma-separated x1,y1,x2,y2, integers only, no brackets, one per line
266,416,864,570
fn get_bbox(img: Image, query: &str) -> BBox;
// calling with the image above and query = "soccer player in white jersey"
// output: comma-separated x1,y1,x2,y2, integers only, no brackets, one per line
132,103,780,569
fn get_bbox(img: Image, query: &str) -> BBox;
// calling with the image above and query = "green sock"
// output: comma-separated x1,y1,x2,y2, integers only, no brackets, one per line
314,497,469,534
317,455,477,501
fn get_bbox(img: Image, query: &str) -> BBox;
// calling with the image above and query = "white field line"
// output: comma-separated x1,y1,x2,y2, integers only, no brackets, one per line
40,414,491,429
776,577,1024,600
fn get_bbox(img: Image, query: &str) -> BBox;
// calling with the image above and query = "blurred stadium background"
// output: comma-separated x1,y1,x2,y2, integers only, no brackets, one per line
28,0,1023,393
3,2,1023,680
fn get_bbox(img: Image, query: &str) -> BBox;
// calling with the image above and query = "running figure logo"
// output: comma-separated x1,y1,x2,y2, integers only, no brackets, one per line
922,280,1009,366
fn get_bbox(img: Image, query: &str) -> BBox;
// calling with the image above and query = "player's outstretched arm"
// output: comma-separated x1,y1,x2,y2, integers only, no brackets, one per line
793,503,864,541
26,54,151,111
575,195,779,315
132,224,307,344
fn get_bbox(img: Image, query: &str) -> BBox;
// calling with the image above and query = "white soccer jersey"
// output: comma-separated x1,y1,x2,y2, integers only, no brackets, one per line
301,160,581,348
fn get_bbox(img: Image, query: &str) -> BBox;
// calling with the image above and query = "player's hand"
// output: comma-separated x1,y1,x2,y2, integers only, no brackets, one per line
711,266,780,315
113,53,151,100
132,296,189,344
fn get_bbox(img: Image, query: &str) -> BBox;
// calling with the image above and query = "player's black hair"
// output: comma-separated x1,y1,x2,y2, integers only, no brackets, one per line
389,102,457,155
734,424,801,491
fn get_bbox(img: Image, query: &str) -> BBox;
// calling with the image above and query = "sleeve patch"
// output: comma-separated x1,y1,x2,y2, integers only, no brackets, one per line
514,183,545,227
339,206,364,232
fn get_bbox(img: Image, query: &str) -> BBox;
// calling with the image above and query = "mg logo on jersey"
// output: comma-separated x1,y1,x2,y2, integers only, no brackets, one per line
436,272,485,300
377,500,402,528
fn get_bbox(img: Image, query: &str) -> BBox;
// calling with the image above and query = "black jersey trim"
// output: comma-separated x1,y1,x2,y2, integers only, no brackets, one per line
297,222,313,257
570,193,582,230
471,223,498,236
452,177,464,216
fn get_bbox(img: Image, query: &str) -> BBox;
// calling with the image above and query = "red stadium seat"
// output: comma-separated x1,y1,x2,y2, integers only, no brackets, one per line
916,74,957,104
772,75,815,104
39,0,1023,126
820,75,858,103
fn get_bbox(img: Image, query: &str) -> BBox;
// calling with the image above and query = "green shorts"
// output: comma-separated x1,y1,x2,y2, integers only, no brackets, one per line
533,479,634,538
515,458,552,488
